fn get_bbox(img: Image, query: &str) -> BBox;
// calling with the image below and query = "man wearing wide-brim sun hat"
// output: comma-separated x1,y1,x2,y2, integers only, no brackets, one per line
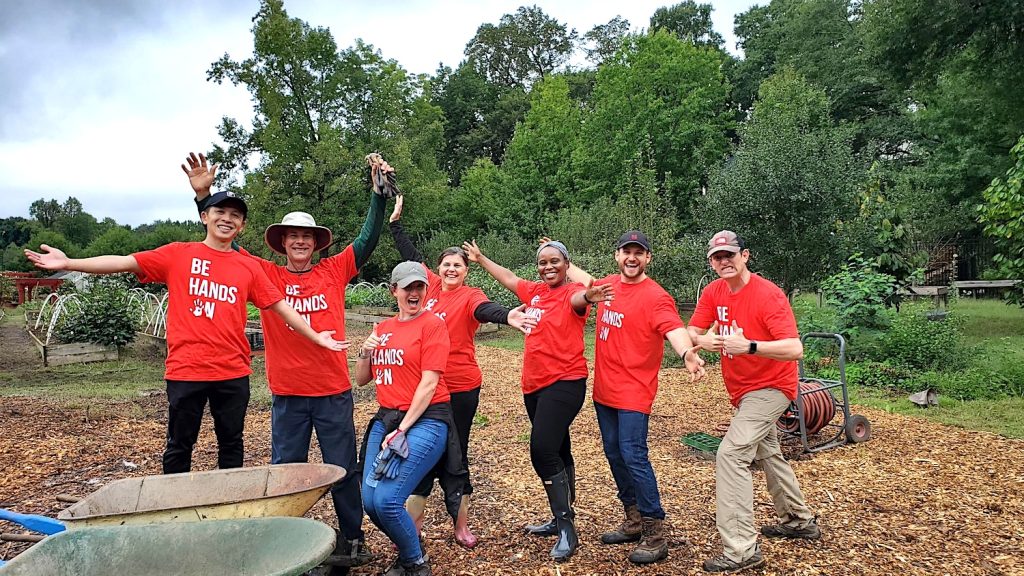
181,150,397,570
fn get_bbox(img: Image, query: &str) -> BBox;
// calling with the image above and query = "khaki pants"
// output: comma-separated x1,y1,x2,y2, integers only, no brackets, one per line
715,387,815,561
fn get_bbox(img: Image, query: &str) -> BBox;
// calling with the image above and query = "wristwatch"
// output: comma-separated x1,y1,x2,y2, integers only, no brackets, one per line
748,341,758,355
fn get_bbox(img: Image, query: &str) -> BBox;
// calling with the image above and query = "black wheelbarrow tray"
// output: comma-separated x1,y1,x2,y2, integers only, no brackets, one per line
0,517,334,575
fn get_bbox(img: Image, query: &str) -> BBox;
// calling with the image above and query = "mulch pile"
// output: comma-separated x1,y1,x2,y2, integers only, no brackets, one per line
2,331,1023,575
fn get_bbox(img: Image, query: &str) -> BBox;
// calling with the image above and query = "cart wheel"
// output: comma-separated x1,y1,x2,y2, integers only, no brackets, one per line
845,414,872,443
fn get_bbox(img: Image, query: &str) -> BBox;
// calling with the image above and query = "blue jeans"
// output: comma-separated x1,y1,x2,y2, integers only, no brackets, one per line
271,392,363,541
594,401,665,519
362,418,448,563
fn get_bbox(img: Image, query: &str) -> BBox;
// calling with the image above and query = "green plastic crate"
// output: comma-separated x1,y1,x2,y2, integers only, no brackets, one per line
681,432,722,456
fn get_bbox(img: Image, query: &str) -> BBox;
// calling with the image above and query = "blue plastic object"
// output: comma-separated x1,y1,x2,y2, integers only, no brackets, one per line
0,508,65,536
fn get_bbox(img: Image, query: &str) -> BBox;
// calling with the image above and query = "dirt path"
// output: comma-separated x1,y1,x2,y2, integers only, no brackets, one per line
1,345,1022,575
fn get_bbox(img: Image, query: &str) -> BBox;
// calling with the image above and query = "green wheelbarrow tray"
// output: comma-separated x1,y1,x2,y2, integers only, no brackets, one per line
0,517,335,576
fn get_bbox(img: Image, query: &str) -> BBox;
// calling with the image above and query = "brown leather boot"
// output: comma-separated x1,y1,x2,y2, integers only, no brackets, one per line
600,503,642,544
628,517,668,564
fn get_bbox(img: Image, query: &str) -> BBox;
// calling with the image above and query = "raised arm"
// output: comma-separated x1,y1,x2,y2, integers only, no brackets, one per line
462,240,521,293
569,279,614,314
25,245,140,275
387,195,424,262
267,300,350,352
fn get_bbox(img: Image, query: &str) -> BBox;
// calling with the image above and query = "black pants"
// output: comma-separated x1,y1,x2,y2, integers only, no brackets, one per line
524,378,586,479
163,376,250,474
413,387,480,498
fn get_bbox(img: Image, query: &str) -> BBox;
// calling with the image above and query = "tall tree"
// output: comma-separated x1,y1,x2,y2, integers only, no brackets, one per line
206,0,443,247
979,135,1024,304
582,16,631,66
702,69,861,293
465,5,577,89
28,199,61,228
431,62,529,185
650,1,724,47
573,30,732,223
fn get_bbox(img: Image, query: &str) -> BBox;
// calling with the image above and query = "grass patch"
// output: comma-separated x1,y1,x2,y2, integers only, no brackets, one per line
849,384,1024,438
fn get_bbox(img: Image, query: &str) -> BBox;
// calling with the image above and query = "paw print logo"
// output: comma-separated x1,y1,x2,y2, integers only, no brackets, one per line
192,299,204,317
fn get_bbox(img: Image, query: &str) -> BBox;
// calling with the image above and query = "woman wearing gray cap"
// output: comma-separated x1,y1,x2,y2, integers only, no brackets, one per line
388,195,535,548
354,261,462,576
463,239,613,561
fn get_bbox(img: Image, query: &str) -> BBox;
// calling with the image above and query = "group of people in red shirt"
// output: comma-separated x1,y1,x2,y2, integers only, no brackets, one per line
25,153,820,575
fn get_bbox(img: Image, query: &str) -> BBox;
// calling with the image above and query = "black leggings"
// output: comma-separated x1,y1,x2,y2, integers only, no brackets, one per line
413,387,480,497
524,378,586,479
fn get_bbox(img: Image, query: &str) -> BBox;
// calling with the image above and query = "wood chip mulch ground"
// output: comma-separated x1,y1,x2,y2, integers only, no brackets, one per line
2,329,1023,575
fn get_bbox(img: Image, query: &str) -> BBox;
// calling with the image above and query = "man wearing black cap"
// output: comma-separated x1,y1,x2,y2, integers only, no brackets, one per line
688,230,818,573
24,188,349,479
563,230,706,565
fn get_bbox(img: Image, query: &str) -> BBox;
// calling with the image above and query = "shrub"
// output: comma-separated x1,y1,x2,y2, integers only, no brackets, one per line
345,283,395,310
820,255,896,337
874,304,966,372
56,279,137,347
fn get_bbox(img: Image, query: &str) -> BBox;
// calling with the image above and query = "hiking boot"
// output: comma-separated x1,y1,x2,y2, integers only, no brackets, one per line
600,503,642,545
628,517,668,564
323,536,375,567
760,518,821,540
702,547,764,573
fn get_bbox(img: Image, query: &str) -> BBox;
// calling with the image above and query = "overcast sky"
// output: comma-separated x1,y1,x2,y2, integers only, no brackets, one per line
0,0,756,227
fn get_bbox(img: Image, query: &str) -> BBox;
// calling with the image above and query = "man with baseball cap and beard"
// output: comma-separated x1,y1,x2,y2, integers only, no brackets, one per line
687,230,819,573
25,189,349,481
182,152,389,570
562,230,706,565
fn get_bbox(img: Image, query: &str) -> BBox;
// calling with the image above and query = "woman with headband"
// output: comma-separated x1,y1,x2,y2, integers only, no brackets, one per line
388,196,536,548
463,237,613,561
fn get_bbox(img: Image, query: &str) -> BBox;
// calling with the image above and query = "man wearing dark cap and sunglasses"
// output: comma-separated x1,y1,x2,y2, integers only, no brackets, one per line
182,151,390,569
24,187,349,482
687,231,819,573
562,230,706,565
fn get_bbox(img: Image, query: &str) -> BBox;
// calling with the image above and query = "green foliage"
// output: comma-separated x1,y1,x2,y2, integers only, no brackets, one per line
56,276,138,348
582,16,630,66
85,226,137,257
345,283,395,310
979,135,1024,304
703,69,861,292
650,1,724,47
465,263,535,310
820,255,896,337
873,305,966,372
574,30,732,222
465,5,577,89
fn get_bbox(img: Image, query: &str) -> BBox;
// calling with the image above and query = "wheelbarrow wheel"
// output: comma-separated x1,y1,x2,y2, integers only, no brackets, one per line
845,414,872,443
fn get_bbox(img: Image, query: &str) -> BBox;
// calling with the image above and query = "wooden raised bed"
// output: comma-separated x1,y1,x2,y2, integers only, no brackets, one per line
25,327,118,367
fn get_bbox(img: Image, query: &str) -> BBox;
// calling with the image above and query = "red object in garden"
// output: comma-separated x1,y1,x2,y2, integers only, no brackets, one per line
4,272,64,305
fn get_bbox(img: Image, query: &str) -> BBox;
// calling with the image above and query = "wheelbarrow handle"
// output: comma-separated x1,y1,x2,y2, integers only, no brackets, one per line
0,508,66,535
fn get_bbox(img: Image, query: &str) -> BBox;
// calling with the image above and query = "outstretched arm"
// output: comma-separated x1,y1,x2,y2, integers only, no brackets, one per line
462,240,520,293
25,245,140,275
473,302,538,334
387,196,424,263
569,279,614,314
267,300,350,352
665,328,706,382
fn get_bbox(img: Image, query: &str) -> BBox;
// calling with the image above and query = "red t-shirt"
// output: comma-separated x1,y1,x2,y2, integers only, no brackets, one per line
133,242,283,381
689,274,799,406
422,265,491,393
246,245,358,396
515,280,589,394
593,275,685,414
371,312,451,410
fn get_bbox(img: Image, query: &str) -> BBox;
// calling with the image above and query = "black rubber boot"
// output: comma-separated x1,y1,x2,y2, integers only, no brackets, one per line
525,464,574,537
543,469,578,561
